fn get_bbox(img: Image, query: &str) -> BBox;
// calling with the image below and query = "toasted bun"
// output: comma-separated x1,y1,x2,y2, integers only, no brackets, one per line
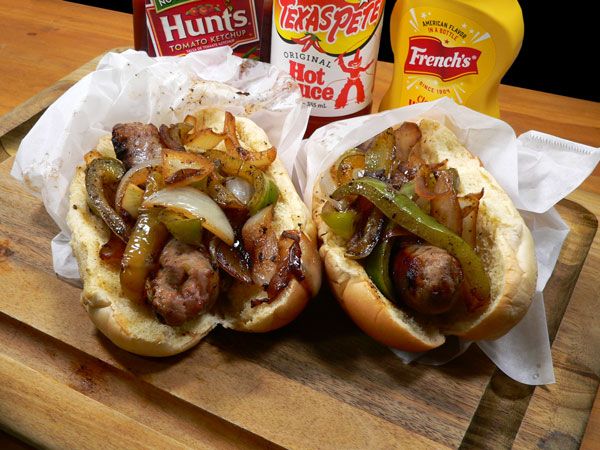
313,118,537,351
67,109,320,356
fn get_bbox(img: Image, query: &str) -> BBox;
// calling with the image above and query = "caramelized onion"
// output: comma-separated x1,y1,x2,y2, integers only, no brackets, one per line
142,187,235,245
159,123,189,151
345,207,385,259
266,230,305,301
414,164,437,200
243,146,277,168
242,205,278,286
161,148,214,187
459,189,484,248
414,162,451,200
214,238,252,283
226,176,253,205
430,170,462,235
185,127,226,150
394,122,422,162
222,111,241,157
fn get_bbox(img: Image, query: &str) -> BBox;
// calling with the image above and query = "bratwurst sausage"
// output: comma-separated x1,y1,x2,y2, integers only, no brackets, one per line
112,122,163,170
146,239,219,326
392,244,463,315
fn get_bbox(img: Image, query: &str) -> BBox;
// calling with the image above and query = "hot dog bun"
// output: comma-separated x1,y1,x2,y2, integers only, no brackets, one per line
313,118,537,352
67,109,321,357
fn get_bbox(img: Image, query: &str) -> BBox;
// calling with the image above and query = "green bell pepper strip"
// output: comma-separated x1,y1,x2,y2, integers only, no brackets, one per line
364,236,394,300
398,180,415,200
248,173,279,215
120,211,170,303
120,171,169,303
332,178,490,303
365,127,395,176
85,157,130,242
321,202,358,239
159,210,204,247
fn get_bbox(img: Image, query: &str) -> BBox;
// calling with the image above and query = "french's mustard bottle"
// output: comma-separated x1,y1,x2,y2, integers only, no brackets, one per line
379,0,524,117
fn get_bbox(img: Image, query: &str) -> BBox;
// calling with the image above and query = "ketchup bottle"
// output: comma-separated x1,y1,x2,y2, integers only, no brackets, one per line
133,0,272,60
270,0,386,136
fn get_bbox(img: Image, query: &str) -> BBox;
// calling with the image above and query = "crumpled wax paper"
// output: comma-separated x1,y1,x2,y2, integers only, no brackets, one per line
11,48,309,281
295,97,600,385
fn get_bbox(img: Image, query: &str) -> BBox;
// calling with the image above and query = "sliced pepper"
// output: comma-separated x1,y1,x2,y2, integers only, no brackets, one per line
248,173,279,214
321,201,358,239
365,127,395,176
144,171,165,199
120,171,169,303
332,178,490,304
159,209,204,247
120,211,170,303
364,236,394,300
85,157,130,242
398,180,415,200
332,149,365,185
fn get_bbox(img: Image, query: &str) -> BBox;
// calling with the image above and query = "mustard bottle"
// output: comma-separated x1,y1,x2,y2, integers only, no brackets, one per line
379,0,524,117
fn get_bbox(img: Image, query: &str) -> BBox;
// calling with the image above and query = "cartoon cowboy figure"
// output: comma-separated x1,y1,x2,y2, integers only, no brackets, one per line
335,49,375,109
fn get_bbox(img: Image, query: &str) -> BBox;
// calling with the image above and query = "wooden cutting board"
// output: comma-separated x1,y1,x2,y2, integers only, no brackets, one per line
0,58,599,450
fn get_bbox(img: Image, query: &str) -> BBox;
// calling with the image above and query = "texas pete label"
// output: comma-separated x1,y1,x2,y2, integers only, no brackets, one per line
271,0,386,117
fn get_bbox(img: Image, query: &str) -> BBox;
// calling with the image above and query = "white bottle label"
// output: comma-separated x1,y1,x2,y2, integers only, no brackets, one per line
270,0,386,117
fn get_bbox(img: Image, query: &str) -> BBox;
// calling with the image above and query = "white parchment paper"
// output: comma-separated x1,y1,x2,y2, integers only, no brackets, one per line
9,47,599,385
296,97,600,385
11,48,309,280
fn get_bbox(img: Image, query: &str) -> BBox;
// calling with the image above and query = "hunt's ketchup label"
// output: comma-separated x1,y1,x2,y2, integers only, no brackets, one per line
135,0,265,59
270,0,386,118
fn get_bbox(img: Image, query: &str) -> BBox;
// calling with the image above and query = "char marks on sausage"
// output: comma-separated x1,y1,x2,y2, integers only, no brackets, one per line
392,244,463,315
112,122,163,169
147,239,219,326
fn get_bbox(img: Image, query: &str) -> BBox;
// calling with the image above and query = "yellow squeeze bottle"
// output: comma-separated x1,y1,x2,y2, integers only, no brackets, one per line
379,0,524,117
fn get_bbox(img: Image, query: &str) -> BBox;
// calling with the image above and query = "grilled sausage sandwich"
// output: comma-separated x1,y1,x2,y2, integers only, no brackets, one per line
67,109,321,356
313,118,537,351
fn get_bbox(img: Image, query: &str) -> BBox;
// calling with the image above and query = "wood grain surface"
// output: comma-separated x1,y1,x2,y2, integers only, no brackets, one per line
0,1,599,448
0,353,189,450
0,152,596,448
0,0,132,116
520,189,600,450
582,392,600,450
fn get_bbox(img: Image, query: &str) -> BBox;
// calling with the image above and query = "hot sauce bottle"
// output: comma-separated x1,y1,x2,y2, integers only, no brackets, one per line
379,0,524,117
133,0,272,60
270,0,386,136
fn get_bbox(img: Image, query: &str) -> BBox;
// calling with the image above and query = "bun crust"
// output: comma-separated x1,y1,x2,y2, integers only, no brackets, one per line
313,118,537,351
67,110,320,356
